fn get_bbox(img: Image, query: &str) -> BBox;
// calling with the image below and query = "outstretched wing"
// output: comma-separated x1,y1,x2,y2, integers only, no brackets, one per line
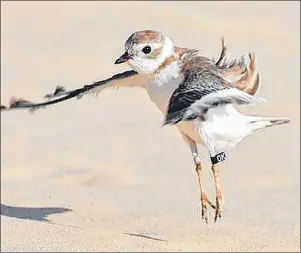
1,70,141,112
164,60,264,125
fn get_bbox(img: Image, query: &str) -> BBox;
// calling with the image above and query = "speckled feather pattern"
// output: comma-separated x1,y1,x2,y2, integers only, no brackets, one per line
164,50,236,125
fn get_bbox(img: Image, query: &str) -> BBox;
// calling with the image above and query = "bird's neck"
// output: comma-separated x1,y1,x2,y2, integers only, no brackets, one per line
155,46,195,73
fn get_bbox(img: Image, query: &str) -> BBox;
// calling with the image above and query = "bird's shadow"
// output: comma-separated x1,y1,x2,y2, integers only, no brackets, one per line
1,203,72,223
124,232,168,242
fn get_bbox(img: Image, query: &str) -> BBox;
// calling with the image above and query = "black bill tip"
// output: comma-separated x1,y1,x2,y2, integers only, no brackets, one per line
114,51,130,64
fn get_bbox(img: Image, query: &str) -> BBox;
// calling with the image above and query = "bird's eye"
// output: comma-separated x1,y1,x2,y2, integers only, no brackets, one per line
142,46,151,54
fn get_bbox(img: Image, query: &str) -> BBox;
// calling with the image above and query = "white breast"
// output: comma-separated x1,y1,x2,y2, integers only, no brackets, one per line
144,61,203,143
145,61,181,113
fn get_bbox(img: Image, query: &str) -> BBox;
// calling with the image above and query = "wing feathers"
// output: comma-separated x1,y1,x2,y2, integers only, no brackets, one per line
164,88,265,125
186,88,265,116
215,38,261,96
1,70,140,112
164,40,264,126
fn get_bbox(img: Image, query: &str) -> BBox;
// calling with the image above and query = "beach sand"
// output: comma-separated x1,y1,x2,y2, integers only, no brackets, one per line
1,1,300,251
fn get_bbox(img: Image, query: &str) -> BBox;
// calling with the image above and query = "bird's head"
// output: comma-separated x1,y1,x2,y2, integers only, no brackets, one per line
115,30,175,74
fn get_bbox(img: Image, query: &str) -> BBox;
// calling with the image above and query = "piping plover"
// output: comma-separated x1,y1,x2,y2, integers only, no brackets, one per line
112,30,291,222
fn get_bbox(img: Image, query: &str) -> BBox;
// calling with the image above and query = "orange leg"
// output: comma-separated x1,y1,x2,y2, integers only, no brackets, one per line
211,164,223,222
179,131,215,223
196,163,215,223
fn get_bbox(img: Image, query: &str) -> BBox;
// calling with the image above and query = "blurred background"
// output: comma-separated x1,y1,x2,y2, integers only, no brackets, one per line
1,1,300,251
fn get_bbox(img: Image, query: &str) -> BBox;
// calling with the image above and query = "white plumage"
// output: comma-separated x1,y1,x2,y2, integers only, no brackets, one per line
196,104,290,156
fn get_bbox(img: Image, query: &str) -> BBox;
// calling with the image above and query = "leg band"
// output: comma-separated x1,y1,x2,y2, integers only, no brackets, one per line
210,152,226,165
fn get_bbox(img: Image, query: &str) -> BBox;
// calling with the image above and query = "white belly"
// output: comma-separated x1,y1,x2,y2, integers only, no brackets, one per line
198,105,252,155
145,77,179,113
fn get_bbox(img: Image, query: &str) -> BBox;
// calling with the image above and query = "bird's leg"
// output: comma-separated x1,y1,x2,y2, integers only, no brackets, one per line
195,162,216,223
180,132,215,223
211,164,222,221
210,152,226,222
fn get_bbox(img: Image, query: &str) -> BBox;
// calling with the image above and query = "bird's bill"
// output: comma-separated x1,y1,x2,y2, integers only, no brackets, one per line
114,51,131,64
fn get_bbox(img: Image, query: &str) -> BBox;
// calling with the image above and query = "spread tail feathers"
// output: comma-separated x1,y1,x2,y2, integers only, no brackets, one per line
248,116,292,132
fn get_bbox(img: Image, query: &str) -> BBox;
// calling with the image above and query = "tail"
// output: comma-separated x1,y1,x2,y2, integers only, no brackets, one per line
248,116,292,132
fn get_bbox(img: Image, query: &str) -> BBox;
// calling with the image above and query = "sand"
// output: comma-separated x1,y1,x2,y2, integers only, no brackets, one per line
1,1,300,252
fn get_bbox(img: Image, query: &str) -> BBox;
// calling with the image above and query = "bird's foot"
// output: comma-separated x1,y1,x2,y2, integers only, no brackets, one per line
201,192,215,223
214,193,223,222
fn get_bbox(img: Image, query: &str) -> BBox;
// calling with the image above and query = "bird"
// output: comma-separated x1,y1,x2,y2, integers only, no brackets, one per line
111,30,290,222
2,30,291,223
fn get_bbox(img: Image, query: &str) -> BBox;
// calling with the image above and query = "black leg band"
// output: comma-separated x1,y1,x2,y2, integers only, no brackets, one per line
210,152,226,165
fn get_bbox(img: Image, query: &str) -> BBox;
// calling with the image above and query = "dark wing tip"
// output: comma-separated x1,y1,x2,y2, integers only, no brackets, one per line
162,109,186,126
44,85,67,99
53,85,66,95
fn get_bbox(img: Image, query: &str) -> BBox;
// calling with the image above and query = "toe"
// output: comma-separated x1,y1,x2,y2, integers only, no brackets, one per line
201,204,208,224
214,198,223,222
